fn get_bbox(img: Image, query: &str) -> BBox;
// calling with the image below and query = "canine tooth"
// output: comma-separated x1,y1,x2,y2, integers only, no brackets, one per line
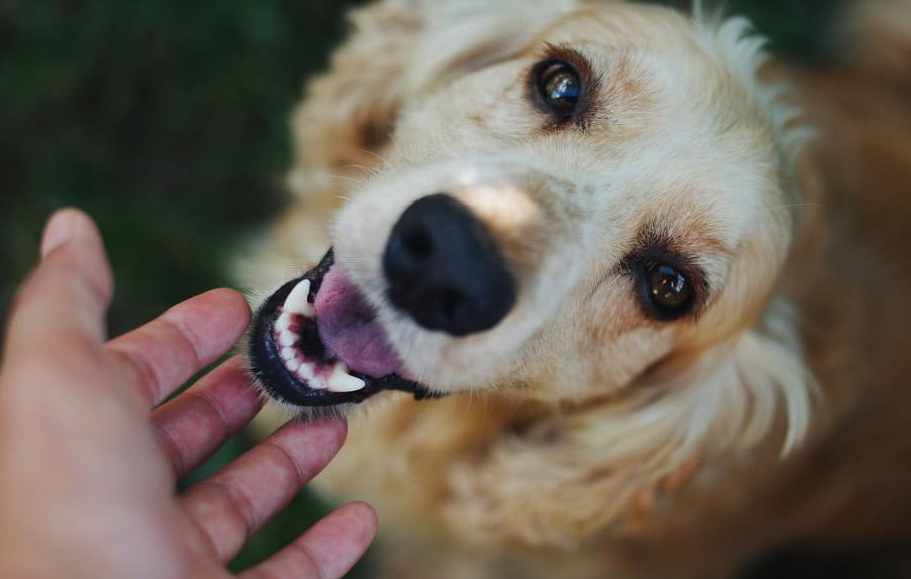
278,331,297,347
327,363,366,393
285,358,300,372
283,279,314,317
280,347,296,361
274,313,292,333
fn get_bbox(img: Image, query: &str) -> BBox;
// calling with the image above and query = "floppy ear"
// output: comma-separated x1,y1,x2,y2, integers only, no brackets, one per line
288,0,579,195
443,300,816,548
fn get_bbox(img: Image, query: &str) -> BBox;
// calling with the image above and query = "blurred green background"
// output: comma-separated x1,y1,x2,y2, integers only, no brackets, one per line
0,0,846,575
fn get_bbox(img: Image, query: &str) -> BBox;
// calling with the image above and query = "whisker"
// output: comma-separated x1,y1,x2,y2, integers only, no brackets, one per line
340,163,383,180
355,148,390,165
330,174,364,186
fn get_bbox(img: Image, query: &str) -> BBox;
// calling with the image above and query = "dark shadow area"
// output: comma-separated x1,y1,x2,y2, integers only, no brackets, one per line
740,544,911,579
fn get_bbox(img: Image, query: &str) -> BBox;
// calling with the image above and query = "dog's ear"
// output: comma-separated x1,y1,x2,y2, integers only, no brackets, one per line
289,0,578,191
444,301,816,547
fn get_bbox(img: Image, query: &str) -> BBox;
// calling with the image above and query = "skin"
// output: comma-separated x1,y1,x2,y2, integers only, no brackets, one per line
0,209,377,579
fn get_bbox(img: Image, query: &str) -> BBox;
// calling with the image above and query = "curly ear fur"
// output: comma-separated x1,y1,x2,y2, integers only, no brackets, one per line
444,300,814,548
288,0,423,184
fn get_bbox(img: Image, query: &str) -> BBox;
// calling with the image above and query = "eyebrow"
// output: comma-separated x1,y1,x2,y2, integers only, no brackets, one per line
638,216,736,258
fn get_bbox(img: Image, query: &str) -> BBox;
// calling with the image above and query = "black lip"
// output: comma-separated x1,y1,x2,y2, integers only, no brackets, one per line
249,249,440,407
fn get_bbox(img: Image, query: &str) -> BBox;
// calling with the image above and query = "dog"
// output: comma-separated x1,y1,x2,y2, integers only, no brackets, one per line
236,1,911,577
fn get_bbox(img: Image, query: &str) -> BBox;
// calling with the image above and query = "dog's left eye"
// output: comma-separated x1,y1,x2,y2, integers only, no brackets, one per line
643,263,695,320
534,60,582,121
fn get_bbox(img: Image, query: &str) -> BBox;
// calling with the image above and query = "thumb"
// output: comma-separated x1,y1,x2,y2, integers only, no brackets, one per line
4,210,114,360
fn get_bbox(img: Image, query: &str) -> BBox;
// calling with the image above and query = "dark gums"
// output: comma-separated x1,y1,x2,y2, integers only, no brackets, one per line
249,248,441,407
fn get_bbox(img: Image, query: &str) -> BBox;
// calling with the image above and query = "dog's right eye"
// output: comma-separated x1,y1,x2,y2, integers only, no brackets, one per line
533,60,582,123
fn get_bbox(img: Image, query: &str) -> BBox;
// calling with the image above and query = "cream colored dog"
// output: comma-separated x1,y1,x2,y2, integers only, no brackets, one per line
237,1,911,577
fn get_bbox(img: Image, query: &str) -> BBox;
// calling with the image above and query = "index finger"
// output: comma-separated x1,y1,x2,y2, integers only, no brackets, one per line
106,289,251,407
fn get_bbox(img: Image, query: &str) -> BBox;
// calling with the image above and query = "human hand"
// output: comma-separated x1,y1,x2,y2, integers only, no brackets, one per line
0,209,376,579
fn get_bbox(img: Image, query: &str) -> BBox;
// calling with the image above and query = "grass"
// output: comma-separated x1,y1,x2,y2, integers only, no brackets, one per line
0,0,845,575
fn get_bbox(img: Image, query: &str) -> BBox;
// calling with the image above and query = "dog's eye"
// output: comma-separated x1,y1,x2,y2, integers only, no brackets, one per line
644,264,695,320
534,61,582,121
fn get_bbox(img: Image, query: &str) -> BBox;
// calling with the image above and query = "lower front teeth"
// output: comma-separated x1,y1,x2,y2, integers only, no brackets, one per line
274,304,366,393
274,314,292,333
296,362,324,389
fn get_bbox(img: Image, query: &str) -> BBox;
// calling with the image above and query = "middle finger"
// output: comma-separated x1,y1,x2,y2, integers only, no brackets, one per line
107,288,251,407
152,356,263,479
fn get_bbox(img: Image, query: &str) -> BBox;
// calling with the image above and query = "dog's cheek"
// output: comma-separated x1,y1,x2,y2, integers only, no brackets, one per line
592,328,675,395
555,282,675,398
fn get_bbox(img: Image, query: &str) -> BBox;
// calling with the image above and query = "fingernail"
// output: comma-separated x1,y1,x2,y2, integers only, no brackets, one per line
40,209,80,258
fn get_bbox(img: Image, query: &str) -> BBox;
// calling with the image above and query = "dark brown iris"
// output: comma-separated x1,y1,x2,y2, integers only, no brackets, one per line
537,62,581,120
647,264,694,316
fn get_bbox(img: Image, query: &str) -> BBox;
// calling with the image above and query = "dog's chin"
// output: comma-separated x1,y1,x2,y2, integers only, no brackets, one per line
248,248,440,411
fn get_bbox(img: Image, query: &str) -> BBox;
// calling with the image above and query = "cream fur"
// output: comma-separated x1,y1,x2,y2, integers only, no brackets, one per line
235,0,911,577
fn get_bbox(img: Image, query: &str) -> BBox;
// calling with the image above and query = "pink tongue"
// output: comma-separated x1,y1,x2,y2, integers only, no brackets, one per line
314,265,403,378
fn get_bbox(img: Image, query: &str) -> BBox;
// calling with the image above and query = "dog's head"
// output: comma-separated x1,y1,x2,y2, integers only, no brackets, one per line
250,1,813,460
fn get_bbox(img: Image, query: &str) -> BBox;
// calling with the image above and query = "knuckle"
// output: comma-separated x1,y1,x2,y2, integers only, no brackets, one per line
202,477,257,541
106,347,163,406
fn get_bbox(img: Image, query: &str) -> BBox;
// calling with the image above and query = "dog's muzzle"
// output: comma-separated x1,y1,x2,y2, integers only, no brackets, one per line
249,193,517,408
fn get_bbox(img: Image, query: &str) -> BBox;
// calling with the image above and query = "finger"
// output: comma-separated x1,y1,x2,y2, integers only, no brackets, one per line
181,417,347,562
152,356,263,478
239,502,377,579
4,209,113,366
106,288,251,407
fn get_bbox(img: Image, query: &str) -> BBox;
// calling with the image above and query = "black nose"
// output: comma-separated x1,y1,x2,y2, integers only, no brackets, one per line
383,193,517,336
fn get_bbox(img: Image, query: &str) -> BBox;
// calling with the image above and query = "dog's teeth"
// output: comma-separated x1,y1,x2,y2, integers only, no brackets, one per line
296,363,311,380
280,347,296,361
296,364,313,383
285,358,300,372
274,312,292,333
283,279,314,317
296,362,327,390
278,331,297,347
327,363,366,393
